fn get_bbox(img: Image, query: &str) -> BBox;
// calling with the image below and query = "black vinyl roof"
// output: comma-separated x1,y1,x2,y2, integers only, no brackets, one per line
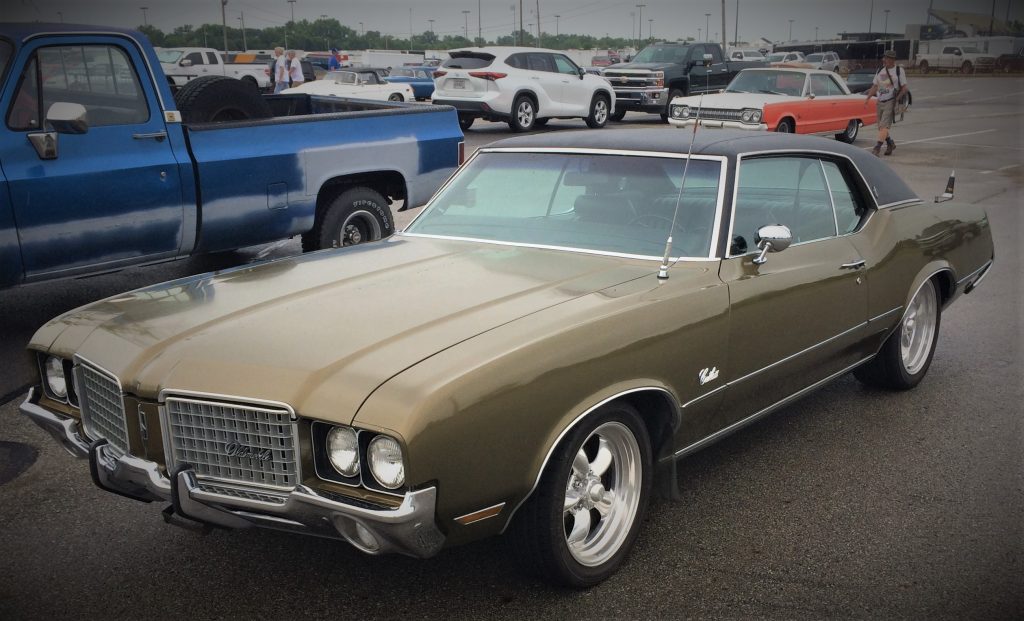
486,128,920,207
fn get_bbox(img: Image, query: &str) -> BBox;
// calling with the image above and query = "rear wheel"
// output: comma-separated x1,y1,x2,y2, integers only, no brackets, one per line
609,108,627,122
585,94,610,128
835,120,859,143
854,279,941,390
509,95,536,132
961,61,973,74
775,118,795,133
173,75,272,123
919,61,930,74
301,187,394,252
388,93,404,102
511,403,652,588
458,114,475,131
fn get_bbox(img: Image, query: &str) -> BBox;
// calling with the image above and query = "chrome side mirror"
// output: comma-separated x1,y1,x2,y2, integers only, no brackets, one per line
752,224,792,265
46,102,88,134
180,59,193,67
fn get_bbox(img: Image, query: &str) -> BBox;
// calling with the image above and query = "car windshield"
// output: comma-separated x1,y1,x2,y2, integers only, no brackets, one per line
326,71,359,84
726,70,806,96
405,152,723,259
156,49,183,63
631,45,690,64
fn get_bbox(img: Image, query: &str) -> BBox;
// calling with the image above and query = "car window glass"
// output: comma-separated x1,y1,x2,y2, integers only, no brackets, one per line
810,74,830,95
826,74,845,94
442,54,493,69
527,53,554,72
506,54,525,69
7,56,40,130
553,54,578,75
205,52,218,64
183,52,203,65
732,156,836,255
708,46,723,63
689,45,705,63
822,161,864,234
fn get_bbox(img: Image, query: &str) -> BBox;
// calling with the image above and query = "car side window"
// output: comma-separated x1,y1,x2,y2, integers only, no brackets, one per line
708,46,723,63
506,54,525,69
526,53,553,72
822,160,865,234
731,156,836,255
205,52,219,64
689,45,705,63
826,74,845,95
809,74,830,95
183,52,203,65
552,54,579,75
6,45,149,131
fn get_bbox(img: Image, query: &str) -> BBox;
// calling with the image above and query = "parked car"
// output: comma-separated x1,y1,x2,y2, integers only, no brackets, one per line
729,49,766,61
385,66,437,100
668,67,877,143
590,54,620,66
431,47,616,132
603,42,767,121
156,46,271,90
767,51,806,66
21,129,993,587
994,48,1024,72
805,51,840,72
845,66,878,93
282,69,414,101
917,46,996,73
0,23,463,289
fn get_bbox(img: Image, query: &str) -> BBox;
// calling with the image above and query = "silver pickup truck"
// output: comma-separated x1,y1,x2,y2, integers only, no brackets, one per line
917,46,996,73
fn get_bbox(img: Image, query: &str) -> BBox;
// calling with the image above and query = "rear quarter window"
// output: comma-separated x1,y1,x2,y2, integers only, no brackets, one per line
442,54,493,69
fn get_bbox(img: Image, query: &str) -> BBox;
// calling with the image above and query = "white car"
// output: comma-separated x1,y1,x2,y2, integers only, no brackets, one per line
281,70,414,102
767,51,806,66
729,49,766,61
805,52,841,72
431,47,616,132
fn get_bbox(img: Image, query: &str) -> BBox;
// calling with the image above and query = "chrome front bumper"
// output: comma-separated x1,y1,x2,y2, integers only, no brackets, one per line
668,118,767,131
20,388,445,558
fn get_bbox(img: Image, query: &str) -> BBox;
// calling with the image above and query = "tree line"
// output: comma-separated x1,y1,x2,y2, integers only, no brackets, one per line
137,18,661,52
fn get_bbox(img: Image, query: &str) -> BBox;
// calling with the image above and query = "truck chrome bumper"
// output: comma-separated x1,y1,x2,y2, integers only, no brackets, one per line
612,87,669,111
21,388,445,558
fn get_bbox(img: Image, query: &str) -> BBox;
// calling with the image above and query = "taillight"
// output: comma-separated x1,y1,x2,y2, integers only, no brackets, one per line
433,70,447,77
458,141,465,164
468,71,507,81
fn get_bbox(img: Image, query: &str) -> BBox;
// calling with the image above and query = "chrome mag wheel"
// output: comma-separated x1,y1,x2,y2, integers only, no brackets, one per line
339,209,381,247
900,281,938,375
562,421,643,567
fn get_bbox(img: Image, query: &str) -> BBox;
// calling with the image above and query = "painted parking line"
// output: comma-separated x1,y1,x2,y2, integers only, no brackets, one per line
964,90,1024,103
914,89,972,100
980,164,1021,175
897,129,997,145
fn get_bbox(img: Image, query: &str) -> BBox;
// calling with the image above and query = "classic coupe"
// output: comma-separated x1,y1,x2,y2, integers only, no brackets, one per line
282,69,414,101
384,66,437,100
668,68,877,143
22,130,993,588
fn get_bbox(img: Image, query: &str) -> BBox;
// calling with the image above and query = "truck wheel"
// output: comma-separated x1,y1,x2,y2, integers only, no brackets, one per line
919,61,929,74
509,95,536,132
174,75,272,123
510,402,652,588
240,75,259,91
609,109,627,122
961,61,973,74
302,187,394,252
584,94,610,128
458,114,475,131
660,88,685,123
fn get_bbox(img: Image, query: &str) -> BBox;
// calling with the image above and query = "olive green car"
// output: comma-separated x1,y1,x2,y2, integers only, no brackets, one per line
22,130,993,587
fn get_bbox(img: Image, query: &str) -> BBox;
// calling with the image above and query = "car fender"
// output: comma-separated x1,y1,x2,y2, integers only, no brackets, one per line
511,87,545,114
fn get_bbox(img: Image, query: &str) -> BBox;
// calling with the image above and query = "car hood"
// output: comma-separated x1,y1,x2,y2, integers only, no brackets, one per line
37,237,653,423
671,91,793,108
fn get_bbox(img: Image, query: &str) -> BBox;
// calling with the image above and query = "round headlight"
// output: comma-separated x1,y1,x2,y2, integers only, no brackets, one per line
680,105,691,118
367,435,405,489
44,356,67,399
741,110,753,122
751,110,762,122
671,105,684,118
326,426,360,477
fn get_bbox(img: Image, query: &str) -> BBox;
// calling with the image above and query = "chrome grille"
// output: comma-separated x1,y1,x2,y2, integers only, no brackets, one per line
603,71,659,88
696,108,746,121
76,360,129,455
197,482,287,505
165,397,299,490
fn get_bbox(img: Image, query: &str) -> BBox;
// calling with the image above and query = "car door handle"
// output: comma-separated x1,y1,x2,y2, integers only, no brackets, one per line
530,76,541,80
840,259,866,269
133,131,168,142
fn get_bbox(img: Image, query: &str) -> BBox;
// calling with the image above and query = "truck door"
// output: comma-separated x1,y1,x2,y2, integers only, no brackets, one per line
704,45,732,91
687,45,715,93
0,37,184,281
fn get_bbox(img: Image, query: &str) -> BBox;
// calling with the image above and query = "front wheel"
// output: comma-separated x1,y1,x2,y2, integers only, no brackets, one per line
511,403,652,588
961,61,973,74
585,95,610,128
835,120,859,143
854,279,941,390
775,118,795,133
388,93,404,102
919,61,930,74
660,88,685,123
301,187,394,252
509,95,536,132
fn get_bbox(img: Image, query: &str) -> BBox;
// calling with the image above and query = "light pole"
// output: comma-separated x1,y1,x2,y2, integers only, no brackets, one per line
636,4,646,49
220,0,228,54
287,0,296,23
478,0,482,43
427,19,434,34
511,4,516,46
554,14,560,37
788,19,794,41
868,0,874,33
408,7,412,50
359,21,364,36
734,0,739,46
140,6,148,26
883,9,890,34
697,27,702,41
463,10,471,40
535,0,541,47
705,13,711,41
649,18,653,42
238,13,247,51
630,12,635,47
815,26,819,41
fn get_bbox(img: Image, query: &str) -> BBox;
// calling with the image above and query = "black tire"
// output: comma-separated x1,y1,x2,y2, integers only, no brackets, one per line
584,94,610,129
458,114,475,131
388,93,404,102
509,94,536,132
609,108,627,122
301,187,394,252
240,75,259,91
854,279,941,390
533,118,549,127
173,75,272,123
835,120,859,143
775,118,795,133
510,402,653,588
961,61,973,74
919,61,929,74
660,88,685,123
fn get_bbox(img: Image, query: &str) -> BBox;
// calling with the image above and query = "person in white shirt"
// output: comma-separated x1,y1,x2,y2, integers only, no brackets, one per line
273,47,289,93
863,50,909,156
286,50,305,89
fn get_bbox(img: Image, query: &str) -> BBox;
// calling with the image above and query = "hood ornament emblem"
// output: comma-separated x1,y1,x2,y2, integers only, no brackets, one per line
699,367,720,386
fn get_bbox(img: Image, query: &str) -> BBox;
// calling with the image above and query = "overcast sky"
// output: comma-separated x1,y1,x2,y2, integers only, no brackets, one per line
9,0,1016,44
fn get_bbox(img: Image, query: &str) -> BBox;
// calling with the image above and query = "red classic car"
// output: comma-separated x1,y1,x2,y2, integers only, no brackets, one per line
668,68,878,143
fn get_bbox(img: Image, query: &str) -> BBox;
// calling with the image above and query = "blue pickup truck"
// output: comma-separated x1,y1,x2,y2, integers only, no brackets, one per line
0,23,463,288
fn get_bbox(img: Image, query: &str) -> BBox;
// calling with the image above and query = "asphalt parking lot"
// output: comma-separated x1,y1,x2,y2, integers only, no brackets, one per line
0,76,1020,618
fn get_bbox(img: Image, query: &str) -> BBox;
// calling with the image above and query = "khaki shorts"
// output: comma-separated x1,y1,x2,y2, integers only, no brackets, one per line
877,99,896,129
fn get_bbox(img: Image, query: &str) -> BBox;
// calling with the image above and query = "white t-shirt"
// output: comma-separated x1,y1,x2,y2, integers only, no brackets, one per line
275,56,288,84
288,59,304,84
872,66,907,102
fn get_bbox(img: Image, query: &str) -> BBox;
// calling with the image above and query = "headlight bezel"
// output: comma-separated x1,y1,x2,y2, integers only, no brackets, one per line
38,354,77,405
367,435,406,490
311,421,407,495
740,108,763,124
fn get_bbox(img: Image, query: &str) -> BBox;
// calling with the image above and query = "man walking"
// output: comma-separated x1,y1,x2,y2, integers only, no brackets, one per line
273,46,289,93
286,50,305,89
863,50,909,156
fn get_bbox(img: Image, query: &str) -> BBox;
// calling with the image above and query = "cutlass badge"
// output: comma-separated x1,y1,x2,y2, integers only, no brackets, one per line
224,442,273,462
699,367,720,385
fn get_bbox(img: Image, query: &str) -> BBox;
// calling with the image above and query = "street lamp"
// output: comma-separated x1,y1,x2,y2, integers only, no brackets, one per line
788,19,795,41
463,10,471,40
649,18,653,41
636,4,646,49
630,12,635,47
554,14,560,37
511,4,517,46
815,26,819,41
868,0,874,33
427,19,433,34
287,0,296,23
359,21,364,36
238,13,247,51
697,27,702,41
140,6,148,26
883,9,890,34
705,13,711,42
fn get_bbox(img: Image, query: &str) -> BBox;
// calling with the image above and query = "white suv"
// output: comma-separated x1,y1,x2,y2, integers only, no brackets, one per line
805,52,841,72
432,47,616,132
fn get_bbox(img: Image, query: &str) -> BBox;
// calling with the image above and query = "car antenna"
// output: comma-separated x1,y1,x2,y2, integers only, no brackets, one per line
658,53,714,280
934,170,955,203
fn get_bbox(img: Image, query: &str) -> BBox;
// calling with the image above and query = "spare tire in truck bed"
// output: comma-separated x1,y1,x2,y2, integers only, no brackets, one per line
173,75,273,123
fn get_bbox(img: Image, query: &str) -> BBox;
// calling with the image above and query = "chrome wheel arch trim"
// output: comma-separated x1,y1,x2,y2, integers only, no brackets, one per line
498,386,680,534
882,267,955,343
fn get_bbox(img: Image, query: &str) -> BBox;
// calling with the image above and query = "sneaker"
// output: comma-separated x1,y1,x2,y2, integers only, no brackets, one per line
884,141,896,156
871,145,881,157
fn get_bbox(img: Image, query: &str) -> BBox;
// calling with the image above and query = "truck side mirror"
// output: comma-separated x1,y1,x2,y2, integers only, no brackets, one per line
703,53,714,66
954,49,962,56
180,59,193,67
46,102,89,135
578,67,586,79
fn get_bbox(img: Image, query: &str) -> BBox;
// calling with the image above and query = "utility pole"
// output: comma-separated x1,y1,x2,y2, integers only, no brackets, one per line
478,0,482,42
884,9,891,34
868,0,874,34
519,0,524,47
221,0,228,54
734,0,739,46
463,10,470,40
428,19,434,34
636,4,646,49
238,12,246,51
631,12,635,48
408,7,412,50
705,13,711,41
511,4,517,46
536,0,541,47
721,0,727,53
140,6,148,26
988,0,996,36
554,14,560,37
649,18,653,41
56,11,63,23
287,0,295,23
788,18,794,41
